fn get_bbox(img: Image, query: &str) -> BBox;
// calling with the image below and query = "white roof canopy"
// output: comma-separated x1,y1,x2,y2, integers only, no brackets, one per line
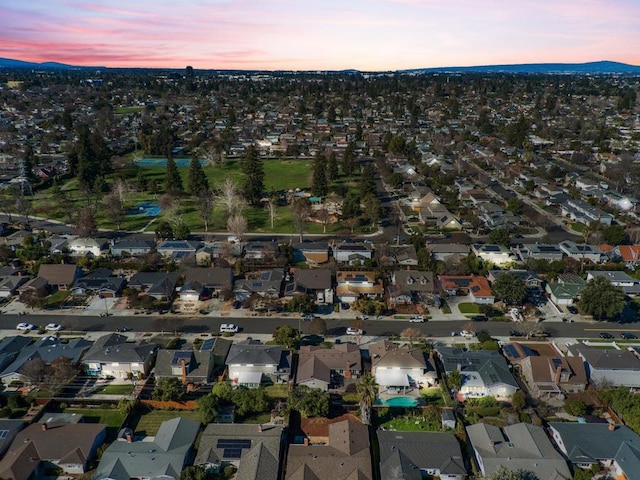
237,371,263,385
375,369,409,387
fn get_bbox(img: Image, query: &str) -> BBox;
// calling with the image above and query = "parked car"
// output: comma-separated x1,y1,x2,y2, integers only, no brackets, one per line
232,301,243,309
409,315,425,323
471,315,488,322
567,306,578,314
460,330,476,338
346,327,363,335
509,330,523,337
340,303,350,310
16,323,35,331
599,332,614,339
301,313,315,321
621,332,638,340
220,324,239,333
45,323,64,332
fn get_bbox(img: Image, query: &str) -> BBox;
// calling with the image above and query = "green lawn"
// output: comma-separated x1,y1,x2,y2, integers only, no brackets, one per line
458,303,481,314
65,408,126,441
129,409,201,436
94,383,134,395
237,412,271,424
264,384,288,400
378,416,441,432
420,387,446,406
44,290,71,307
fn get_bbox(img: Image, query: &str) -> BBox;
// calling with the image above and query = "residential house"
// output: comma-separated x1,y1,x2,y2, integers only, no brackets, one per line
183,267,234,299
284,268,334,304
94,418,200,480
333,241,374,264
71,268,125,298
467,423,571,480
37,264,81,291
487,269,544,291
3,421,107,475
0,420,25,457
156,240,201,259
566,343,640,387
0,272,29,298
292,242,330,265
377,431,467,480
0,441,41,480
387,270,436,306
0,336,32,377
285,420,373,480
380,245,419,266
426,243,470,262
560,197,613,226
128,271,179,301
471,244,517,266
546,274,586,306
549,423,640,472
195,424,284,480
558,241,605,264
438,275,494,304
109,239,155,257
68,237,108,257
335,270,384,303
296,343,362,391
82,333,158,379
233,269,284,302
610,244,640,269
155,349,216,385
586,270,640,295
516,243,565,262
419,203,462,230
0,337,92,386
226,340,291,388
502,342,587,397
438,346,518,399
244,241,278,261
370,340,437,392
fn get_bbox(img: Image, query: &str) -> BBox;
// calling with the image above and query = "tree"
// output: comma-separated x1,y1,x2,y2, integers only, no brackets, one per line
154,220,174,240
359,163,377,197
232,388,269,416
197,190,215,232
180,466,207,480
75,207,98,238
602,224,627,245
447,370,463,391
67,123,111,193
216,177,243,219
165,155,183,193
401,327,422,347
564,398,587,416
152,377,184,402
327,151,339,183
197,393,219,424
311,152,328,196
506,197,523,215
242,145,264,205
309,317,327,335
491,272,527,306
22,144,38,185
578,276,626,320
288,385,329,418
187,155,209,196
102,193,125,230
291,198,310,242
118,398,137,416
362,194,381,227
20,286,48,310
211,380,233,402
50,357,78,386
265,190,279,229
342,142,356,177
356,373,378,426
172,217,191,240
273,325,298,349
511,390,526,411
22,358,47,385
488,228,511,246
286,294,316,314
486,465,539,480
227,213,248,241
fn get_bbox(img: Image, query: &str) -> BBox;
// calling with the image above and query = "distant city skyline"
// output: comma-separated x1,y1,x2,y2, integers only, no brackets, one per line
1,0,639,71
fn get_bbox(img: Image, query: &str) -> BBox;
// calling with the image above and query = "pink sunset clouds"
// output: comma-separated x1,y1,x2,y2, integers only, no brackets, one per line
1,0,639,70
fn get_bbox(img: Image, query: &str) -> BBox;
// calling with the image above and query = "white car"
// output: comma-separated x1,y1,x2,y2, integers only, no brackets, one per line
16,323,35,331
460,330,476,338
45,323,64,332
409,316,424,323
220,323,239,333
346,327,364,336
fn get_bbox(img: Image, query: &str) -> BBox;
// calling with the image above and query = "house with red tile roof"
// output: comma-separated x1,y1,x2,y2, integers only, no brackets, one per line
438,275,494,304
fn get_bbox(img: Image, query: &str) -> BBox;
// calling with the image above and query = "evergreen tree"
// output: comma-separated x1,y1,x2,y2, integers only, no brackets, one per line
187,155,209,196
23,144,38,185
311,152,328,196
242,145,264,205
327,151,339,183
165,154,183,193
342,142,356,176
67,123,112,193
359,162,376,196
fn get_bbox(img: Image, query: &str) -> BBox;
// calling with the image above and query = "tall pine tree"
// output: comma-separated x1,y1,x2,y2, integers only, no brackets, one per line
67,123,112,193
242,145,264,205
327,151,338,184
187,155,209,196
311,152,328,196
165,153,183,193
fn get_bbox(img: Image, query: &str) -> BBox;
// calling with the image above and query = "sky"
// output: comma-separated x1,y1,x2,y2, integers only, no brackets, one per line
1,0,639,71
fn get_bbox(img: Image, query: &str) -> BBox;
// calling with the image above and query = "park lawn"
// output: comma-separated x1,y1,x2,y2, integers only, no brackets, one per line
94,383,134,395
264,384,288,400
130,409,201,436
458,303,481,314
115,106,145,114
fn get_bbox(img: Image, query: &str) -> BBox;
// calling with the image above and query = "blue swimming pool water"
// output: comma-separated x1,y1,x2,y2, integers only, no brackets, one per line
135,158,205,167
128,201,160,217
375,397,419,407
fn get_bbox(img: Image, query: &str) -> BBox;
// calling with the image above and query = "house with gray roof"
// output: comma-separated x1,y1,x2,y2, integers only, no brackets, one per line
487,269,543,291
155,349,216,384
296,343,362,391
0,420,25,457
438,346,518,399
549,423,640,471
467,422,570,480
71,268,125,298
156,240,201,259
516,243,565,262
426,243,470,262
128,271,179,301
94,417,200,480
0,336,33,373
109,238,155,257
377,431,466,480
82,333,158,379
558,241,605,263
586,270,640,295
382,245,419,266
285,419,372,480
233,269,284,302
0,337,92,386
333,241,374,264
195,423,284,480
0,273,29,298
244,241,278,260
387,269,436,306
613,440,640,480
566,343,640,387
284,268,334,304
226,340,291,388
184,267,234,297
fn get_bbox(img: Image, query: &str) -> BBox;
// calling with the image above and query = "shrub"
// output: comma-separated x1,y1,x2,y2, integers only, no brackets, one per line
0,406,11,418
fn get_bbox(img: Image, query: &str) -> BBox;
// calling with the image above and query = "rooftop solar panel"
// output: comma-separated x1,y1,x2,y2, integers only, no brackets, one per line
200,339,215,351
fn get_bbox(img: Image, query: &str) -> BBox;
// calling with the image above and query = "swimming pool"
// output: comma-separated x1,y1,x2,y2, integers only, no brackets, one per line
375,396,419,407
128,201,160,217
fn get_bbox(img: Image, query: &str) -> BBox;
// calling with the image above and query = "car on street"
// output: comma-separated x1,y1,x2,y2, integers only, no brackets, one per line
16,323,35,331
599,332,614,339
460,330,476,338
340,303,350,310
620,332,638,340
232,301,243,309
301,313,315,321
567,306,579,314
509,330,523,337
220,324,239,333
346,327,363,335
45,323,64,332
409,315,424,323
471,315,488,322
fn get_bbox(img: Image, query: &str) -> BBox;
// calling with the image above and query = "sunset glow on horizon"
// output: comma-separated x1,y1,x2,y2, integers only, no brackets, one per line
2,0,639,71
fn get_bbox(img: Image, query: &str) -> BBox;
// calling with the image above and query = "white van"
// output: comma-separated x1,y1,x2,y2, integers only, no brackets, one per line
220,323,239,333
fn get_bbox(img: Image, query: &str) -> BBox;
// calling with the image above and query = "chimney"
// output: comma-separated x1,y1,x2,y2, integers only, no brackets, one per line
181,359,187,385
303,438,309,446
258,424,263,433
126,433,133,443
344,362,352,379
41,424,47,431
609,424,616,431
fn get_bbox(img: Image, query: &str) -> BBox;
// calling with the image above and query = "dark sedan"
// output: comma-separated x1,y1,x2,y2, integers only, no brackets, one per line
599,332,614,339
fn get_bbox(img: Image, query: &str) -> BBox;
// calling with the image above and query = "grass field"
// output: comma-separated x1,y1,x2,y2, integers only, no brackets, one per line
458,303,481,314
65,408,126,440
94,383,134,395
129,408,201,436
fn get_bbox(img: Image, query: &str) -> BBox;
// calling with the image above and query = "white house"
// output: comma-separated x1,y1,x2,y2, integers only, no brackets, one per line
68,237,107,257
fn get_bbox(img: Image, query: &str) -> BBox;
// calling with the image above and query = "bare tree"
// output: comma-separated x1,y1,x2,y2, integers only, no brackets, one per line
316,204,330,234
14,190,33,229
227,213,248,241
102,193,125,230
75,207,97,238
216,177,244,218
197,190,216,232
113,178,130,206
200,145,225,166
401,327,423,347
309,317,327,335
265,191,279,229
291,198,310,242
158,193,180,213
50,357,78,386
22,358,47,385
